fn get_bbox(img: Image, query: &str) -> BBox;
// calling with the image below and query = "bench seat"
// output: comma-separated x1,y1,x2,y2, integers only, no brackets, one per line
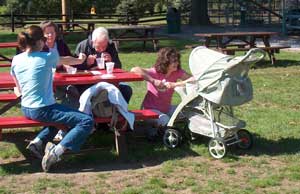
0,63,11,68
218,46,291,64
185,43,248,49
0,109,158,158
0,109,158,137
218,46,291,55
112,36,171,51
0,93,18,102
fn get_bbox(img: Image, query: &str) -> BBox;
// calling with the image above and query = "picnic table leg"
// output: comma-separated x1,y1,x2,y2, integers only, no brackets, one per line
269,50,276,65
113,41,120,52
153,40,158,51
262,36,275,65
115,130,128,159
204,38,211,47
216,37,224,48
88,23,95,31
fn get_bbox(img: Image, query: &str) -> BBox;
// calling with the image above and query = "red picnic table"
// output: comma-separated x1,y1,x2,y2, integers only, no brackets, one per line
0,68,144,114
0,68,143,88
0,68,157,158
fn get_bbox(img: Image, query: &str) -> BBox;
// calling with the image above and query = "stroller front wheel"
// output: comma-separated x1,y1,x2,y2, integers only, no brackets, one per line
163,129,182,149
208,138,227,159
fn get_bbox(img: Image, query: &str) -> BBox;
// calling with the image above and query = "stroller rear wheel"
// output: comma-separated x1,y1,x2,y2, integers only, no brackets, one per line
163,129,182,149
236,129,253,150
208,138,227,159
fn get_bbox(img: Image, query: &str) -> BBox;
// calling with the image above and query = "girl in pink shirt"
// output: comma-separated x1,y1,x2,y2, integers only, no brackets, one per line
131,48,195,135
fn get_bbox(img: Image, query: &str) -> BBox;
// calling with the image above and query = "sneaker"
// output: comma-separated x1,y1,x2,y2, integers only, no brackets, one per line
26,141,43,159
42,142,60,172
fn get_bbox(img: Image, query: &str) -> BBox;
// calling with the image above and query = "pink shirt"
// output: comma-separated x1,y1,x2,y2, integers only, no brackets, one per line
142,67,185,113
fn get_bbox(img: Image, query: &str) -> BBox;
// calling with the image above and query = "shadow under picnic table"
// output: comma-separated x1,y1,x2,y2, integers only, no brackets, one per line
0,128,200,175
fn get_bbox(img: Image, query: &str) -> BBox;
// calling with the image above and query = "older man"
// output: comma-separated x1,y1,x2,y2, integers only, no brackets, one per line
74,27,132,103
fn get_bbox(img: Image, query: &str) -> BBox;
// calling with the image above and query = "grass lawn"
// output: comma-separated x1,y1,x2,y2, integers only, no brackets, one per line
0,31,300,193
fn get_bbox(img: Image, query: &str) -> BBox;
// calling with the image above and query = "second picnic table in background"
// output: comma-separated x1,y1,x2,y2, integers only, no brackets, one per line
194,31,290,64
107,25,170,51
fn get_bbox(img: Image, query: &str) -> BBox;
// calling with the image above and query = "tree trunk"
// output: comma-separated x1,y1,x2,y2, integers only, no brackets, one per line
61,0,70,30
190,0,211,25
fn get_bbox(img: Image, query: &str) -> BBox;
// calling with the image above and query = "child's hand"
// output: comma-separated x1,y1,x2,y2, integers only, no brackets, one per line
153,79,167,91
164,82,176,89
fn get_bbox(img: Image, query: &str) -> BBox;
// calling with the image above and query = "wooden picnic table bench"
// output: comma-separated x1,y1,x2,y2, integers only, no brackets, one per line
0,63,11,68
193,31,288,65
185,43,248,49
0,93,18,102
107,25,167,51
0,109,158,158
218,45,291,64
56,21,95,33
112,36,172,51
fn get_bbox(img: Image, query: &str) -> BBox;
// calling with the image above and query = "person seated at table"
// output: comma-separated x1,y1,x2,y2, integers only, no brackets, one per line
40,20,81,113
131,47,195,140
40,20,73,71
11,25,94,172
74,27,132,103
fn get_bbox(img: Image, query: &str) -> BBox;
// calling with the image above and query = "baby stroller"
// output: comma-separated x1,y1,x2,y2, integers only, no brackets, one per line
163,47,265,159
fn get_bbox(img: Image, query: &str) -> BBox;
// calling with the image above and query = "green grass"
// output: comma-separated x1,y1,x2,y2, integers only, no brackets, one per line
0,33,300,193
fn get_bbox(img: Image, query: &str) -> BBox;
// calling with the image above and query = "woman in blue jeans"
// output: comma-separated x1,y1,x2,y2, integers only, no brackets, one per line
11,25,94,172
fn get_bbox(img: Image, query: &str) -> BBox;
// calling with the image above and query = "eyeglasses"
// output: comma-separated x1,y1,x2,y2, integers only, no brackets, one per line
44,32,55,36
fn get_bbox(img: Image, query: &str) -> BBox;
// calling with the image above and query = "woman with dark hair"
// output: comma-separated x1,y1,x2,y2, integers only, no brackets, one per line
40,20,73,71
11,25,93,172
131,47,195,138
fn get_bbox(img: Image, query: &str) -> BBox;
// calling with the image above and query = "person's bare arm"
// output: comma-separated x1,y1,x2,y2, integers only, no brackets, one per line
165,72,196,89
131,67,165,88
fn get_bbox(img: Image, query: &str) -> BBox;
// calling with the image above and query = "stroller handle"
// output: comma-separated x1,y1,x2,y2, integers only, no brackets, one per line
239,48,266,63
224,48,266,72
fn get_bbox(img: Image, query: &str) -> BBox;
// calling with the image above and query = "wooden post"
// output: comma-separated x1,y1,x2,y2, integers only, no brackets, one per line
61,0,70,31
11,10,14,33
115,131,128,160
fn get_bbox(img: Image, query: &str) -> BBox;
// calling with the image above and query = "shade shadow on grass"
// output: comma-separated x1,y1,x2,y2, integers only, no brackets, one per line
0,128,199,175
230,132,300,157
252,59,300,68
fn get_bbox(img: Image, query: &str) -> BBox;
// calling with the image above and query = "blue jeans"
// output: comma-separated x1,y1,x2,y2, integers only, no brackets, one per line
22,103,93,152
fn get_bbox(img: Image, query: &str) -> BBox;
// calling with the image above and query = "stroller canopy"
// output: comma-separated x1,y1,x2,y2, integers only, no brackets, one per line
189,46,265,106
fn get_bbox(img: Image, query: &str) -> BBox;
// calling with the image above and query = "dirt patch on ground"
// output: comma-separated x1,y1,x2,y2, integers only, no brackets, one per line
0,154,293,193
